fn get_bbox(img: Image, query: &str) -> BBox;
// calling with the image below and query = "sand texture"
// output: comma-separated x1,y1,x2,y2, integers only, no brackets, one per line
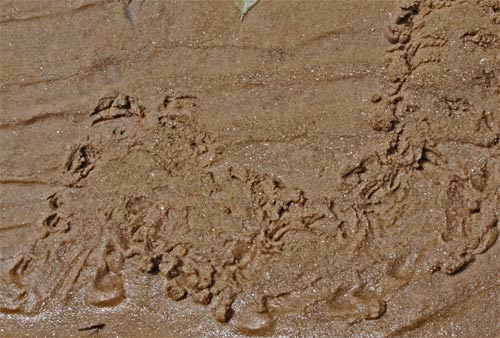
1,0,499,337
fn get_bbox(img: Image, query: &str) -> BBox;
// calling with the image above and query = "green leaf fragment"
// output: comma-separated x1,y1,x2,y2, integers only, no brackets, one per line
234,0,260,21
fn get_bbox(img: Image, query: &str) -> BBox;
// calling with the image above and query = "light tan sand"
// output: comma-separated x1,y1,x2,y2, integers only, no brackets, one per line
1,0,499,337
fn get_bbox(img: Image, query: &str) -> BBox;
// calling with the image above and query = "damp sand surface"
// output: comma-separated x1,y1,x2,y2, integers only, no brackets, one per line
1,1,499,337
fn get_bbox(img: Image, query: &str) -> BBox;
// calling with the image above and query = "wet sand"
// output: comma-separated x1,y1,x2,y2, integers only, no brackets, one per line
1,0,499,337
